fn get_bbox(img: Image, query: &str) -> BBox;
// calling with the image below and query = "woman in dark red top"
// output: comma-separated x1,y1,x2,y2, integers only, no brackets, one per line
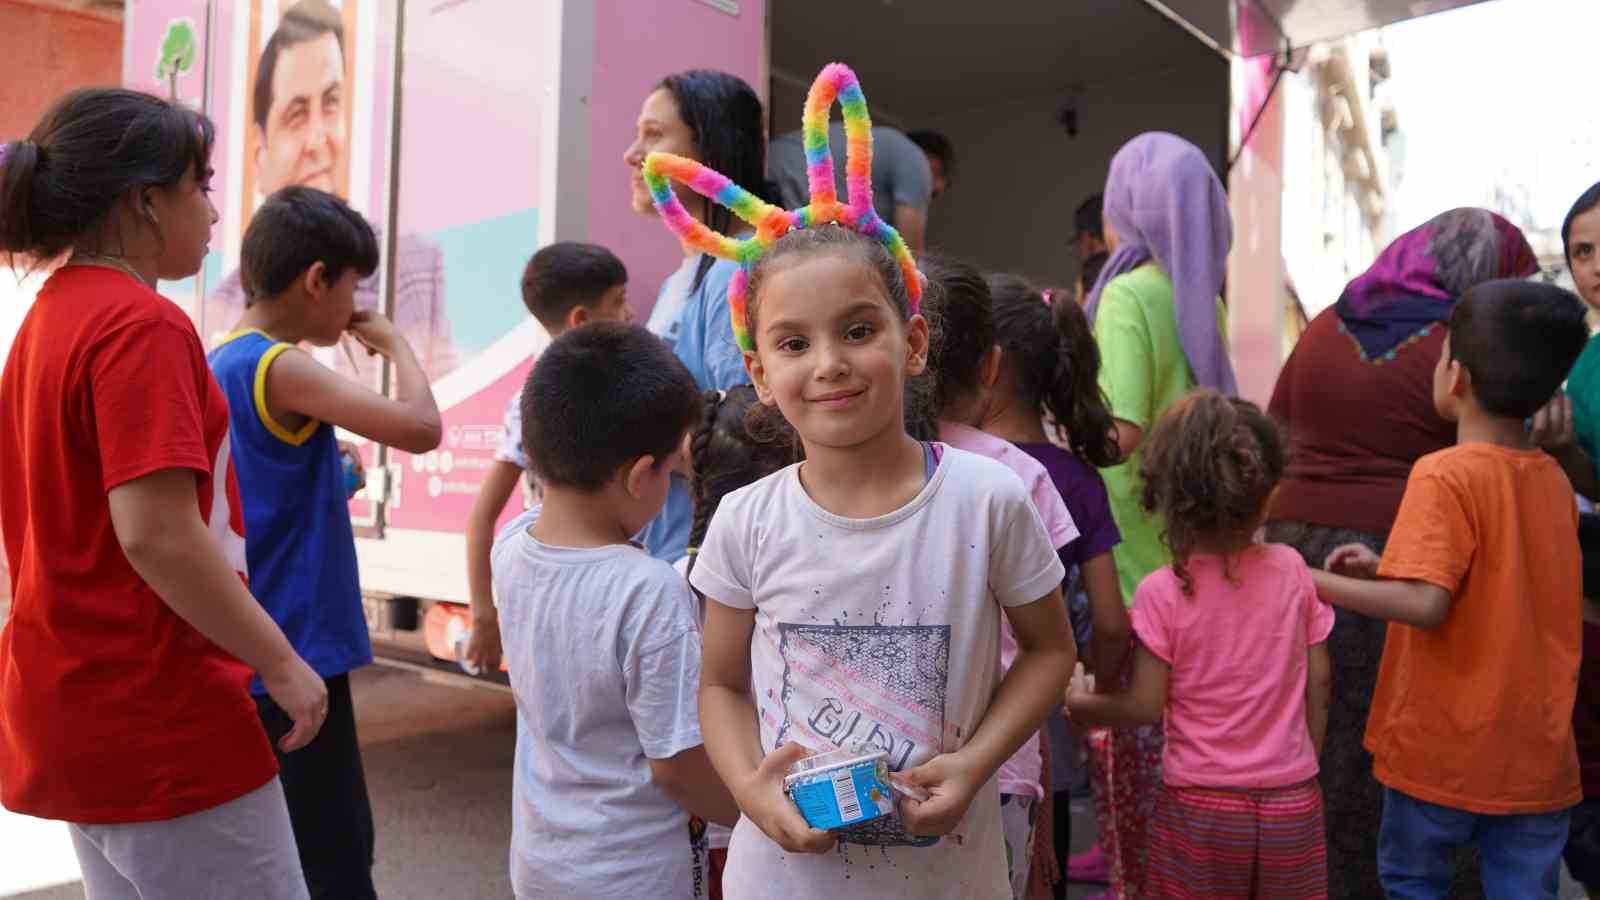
0,90,327,898
1265,207,1537,900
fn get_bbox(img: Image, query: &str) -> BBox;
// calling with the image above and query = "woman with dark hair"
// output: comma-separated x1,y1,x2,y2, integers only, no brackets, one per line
1265,207,1537,899
623,69,767,561
0,89,326,898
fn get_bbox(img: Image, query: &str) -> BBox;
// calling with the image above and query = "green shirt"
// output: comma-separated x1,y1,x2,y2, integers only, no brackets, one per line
1566,333,1600,475
1094,265,1228,601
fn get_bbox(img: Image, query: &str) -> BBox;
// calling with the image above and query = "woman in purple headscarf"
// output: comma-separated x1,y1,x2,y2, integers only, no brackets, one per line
1075,132,1232,900
1264,207,1534,900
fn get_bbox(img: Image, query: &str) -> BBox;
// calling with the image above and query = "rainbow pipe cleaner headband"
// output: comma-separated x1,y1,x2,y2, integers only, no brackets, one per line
643,63,922,352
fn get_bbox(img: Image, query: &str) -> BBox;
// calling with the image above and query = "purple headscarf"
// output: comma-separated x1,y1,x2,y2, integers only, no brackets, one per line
1085,132,1236,395
1333,208,1537,361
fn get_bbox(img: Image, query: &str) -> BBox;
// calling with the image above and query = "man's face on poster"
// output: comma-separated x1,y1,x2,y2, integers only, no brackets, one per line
255,31,346,196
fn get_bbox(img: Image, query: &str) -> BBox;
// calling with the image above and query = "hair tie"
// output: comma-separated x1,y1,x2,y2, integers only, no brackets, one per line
643,63,922,352
1040,289,1053,306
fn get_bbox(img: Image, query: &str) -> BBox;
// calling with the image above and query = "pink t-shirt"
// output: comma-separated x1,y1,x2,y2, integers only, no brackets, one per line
1130,543,1334,789
940,422,1077,799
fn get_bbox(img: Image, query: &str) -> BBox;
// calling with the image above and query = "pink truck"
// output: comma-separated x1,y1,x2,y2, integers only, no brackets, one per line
112,0,1485,678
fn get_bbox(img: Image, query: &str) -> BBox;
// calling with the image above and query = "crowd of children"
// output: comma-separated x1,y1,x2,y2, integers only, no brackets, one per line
6,61,1600,900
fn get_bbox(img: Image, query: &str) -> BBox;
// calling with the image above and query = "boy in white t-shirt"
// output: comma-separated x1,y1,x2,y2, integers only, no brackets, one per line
491,322,737,899
464,243,633,673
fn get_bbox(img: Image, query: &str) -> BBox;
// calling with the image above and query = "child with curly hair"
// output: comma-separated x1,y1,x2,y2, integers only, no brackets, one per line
1068,390,1332,899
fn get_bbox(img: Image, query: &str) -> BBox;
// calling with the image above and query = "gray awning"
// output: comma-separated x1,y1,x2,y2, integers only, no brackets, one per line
1144,0,1495,57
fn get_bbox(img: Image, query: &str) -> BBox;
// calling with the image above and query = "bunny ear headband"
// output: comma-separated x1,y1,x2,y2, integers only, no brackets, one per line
643,63,922,352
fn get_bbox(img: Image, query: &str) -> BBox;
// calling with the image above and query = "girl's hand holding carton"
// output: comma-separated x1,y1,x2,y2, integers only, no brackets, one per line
736,741,837,855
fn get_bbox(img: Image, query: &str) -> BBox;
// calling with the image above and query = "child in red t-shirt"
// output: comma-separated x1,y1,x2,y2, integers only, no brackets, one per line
0,89,326,900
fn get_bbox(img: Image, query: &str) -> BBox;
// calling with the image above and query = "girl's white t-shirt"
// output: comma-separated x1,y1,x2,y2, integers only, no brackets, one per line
690,446,1065,899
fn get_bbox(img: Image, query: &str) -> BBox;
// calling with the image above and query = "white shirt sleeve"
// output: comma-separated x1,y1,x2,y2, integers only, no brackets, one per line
687,487,755,610
624,571,705,760
494,390,530,469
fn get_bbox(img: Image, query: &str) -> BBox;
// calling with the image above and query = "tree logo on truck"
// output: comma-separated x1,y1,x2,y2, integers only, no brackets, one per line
156,18,198,103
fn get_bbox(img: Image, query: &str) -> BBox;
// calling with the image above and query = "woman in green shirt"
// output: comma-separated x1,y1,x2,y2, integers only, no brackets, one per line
1541,182,1600,501
1087,133,1234,601
1075,131,1232,900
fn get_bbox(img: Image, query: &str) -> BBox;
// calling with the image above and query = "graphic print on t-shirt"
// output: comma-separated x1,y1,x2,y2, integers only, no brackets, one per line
776,622,951,847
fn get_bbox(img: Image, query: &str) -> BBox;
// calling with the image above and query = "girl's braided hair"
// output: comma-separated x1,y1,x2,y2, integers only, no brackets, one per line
685,385,799,587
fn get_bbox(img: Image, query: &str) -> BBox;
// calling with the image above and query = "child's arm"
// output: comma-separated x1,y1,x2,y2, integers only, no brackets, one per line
897,588,1075,837
108,468,328,751
463,460,522,672
1081,551,1130,687
1305,641,1331,754
699,600,835,854
1312,544,1452,628
649,745,740,827
1532,394,1599,501
266,311,442,453
1065,643,1168,729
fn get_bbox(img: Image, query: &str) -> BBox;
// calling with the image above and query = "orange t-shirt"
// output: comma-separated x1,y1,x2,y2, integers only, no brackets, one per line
1368,443,1582,814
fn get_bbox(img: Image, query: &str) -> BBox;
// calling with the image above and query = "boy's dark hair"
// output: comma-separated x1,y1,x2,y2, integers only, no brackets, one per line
521,242,628,331
521,322,701,491
241,186,379,302
987,273,1121,467
920,255,994,416
1446,279,1589,420
905,129,955,178
1139,390,1285,595
1075,194,1104,242
0,88,214,263
254,1,345,133
1580,515,1600,602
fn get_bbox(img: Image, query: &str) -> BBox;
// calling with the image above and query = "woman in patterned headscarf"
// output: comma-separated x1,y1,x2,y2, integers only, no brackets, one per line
1265,207,1536,900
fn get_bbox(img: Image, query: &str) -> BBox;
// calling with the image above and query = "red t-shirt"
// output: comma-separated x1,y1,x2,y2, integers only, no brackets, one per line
0,266,277,823
1268,308,1456,535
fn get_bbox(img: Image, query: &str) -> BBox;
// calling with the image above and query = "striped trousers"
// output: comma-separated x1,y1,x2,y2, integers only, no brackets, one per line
1146,779,1327,899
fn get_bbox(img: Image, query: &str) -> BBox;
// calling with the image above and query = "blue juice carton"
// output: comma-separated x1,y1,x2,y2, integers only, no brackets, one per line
783,745,898,831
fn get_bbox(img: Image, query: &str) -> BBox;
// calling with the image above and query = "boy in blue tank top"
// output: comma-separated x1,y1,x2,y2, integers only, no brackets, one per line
209,186,443,900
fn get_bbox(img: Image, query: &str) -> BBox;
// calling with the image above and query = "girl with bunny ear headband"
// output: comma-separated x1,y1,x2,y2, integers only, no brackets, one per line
673,63,1076,900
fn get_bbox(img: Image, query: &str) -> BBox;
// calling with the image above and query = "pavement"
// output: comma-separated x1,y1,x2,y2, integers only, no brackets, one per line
3,663,517,900
1,663,1585,899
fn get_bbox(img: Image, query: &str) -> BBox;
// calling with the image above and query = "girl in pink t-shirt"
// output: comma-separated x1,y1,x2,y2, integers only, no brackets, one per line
1067,390,1333,899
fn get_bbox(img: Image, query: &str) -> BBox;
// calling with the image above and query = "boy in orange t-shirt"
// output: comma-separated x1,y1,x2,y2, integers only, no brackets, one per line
1315,280,1590,898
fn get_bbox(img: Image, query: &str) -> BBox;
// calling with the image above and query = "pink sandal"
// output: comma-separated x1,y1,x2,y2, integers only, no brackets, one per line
1066,843,1109,884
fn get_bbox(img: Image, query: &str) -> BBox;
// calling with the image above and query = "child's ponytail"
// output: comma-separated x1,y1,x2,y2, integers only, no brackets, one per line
0,89,214,264
988,274,1120,467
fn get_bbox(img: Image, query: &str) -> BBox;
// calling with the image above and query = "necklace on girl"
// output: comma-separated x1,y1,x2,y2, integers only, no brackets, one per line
69,253,152,288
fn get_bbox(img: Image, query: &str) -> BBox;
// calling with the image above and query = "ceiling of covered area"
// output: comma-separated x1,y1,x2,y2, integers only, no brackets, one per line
769,0,1203,122
1129,0,1495,57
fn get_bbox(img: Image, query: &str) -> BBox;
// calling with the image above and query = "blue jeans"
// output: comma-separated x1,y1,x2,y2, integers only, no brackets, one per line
1378,787,1569,900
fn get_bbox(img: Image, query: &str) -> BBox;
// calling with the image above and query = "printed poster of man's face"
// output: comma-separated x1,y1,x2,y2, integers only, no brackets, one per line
248,0,354,213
